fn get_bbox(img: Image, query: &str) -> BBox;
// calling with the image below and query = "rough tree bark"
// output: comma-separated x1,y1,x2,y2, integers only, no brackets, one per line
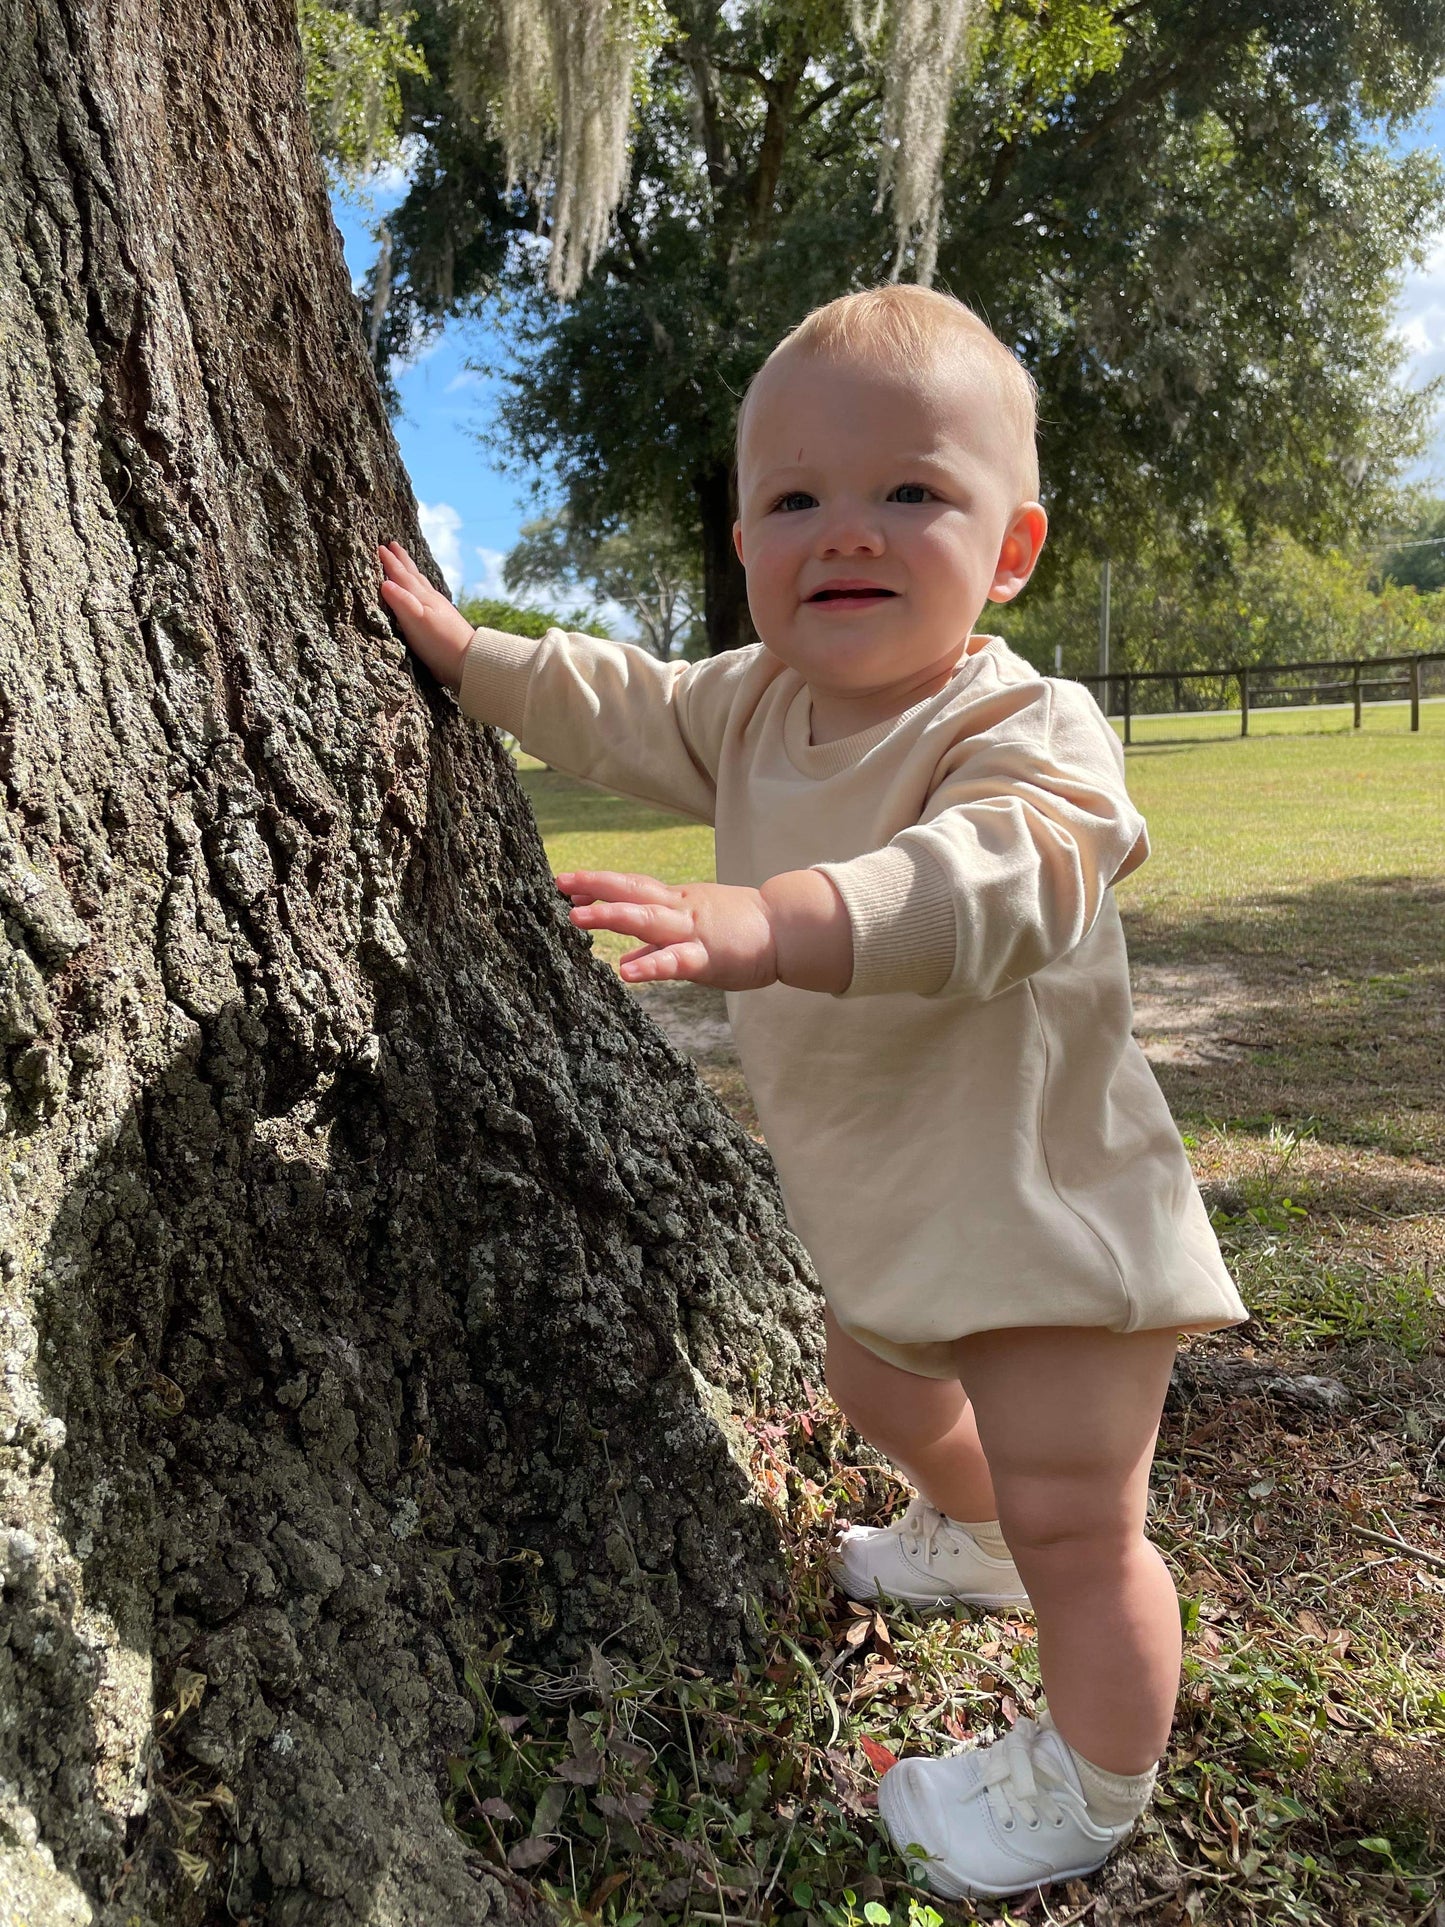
0,3,820,1923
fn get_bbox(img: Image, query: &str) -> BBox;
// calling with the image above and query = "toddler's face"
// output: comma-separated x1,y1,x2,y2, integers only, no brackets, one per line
732,352,1043,699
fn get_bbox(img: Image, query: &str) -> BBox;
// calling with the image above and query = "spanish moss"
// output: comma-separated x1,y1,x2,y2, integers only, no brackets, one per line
857,0,983,286
490,0,643,299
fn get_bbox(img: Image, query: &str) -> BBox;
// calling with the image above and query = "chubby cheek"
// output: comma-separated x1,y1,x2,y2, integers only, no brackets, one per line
908,519,971,578
741,534,800,634
912,529,993,614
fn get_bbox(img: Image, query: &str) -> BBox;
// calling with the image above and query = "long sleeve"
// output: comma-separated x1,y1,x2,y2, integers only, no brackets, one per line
813,679,1148,1000
458,626,761,825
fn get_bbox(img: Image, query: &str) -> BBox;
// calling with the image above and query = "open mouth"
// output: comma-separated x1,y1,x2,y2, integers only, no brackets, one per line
808,588,897,603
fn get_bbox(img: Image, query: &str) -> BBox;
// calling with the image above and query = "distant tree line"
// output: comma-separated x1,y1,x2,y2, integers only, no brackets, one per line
997,503,1445,678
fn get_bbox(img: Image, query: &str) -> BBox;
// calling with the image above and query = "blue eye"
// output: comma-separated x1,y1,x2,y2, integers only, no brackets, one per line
893,483,933,504
775,491,816,512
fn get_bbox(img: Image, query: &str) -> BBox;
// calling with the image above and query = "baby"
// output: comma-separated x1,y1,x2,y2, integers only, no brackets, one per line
377,284,1248,1900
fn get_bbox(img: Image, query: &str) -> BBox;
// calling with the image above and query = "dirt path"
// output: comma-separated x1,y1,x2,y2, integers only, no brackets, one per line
631,961,1264,1089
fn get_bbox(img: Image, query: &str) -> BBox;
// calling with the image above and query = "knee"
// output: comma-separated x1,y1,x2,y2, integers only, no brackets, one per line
830,1373,959,1459
995,1477,1145,1566
825,1325,965,1460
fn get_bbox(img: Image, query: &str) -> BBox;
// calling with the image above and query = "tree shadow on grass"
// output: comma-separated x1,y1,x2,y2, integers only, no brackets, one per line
1123,874,1445,1159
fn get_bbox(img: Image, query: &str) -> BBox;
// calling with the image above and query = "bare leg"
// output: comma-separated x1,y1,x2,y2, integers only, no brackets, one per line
825,1307,999,1523
951,1324,1181,1775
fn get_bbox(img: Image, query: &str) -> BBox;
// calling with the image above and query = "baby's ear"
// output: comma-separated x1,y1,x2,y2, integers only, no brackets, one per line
986,503,1047,603
732,521,745,565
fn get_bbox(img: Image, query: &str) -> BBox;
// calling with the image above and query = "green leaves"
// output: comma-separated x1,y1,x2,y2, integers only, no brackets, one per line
297,1,428,188
987,0,1126,139
365,0,1445,649
998,525,1445,680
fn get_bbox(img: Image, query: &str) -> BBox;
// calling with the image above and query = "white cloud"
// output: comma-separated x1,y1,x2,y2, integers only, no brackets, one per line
418,501,465,597
1395,316,1434,357
1394,231,1445,481
470,546,511,598
445,368,488,395
1399,234,1445,316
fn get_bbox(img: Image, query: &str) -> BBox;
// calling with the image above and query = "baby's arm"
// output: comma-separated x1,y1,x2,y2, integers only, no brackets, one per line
378,540,737,826
558,867,853,993
813,680,1147,1001
378,539,842,986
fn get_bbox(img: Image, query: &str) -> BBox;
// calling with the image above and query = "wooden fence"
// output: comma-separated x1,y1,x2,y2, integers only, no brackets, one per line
1073,651,1444,745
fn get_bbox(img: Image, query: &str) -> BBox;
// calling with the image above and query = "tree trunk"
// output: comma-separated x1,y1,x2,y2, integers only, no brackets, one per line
0,4,819,1923
695,462,756,654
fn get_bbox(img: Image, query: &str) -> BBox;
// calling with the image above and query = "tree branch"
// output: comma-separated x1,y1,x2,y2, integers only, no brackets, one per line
1075,34,1237,155
743,39,810,233
982,79,1035,206
671,33,736,194
711,57,770,88
803,89,885,172
795,74,853,126
616,204,651,275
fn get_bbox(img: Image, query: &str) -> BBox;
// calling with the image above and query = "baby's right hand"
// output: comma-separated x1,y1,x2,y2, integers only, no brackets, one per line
377,540,476,691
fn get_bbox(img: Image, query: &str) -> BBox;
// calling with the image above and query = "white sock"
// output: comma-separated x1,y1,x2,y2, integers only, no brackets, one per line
949,1516,1013,1561
1063,1744,1158,1827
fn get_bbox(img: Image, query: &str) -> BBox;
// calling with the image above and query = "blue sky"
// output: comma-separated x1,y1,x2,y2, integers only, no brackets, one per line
332,95,1445,633
331,172,527,611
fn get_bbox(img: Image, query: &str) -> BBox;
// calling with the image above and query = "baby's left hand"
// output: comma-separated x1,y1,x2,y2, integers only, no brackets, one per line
558,866,855,993
556,871,779,990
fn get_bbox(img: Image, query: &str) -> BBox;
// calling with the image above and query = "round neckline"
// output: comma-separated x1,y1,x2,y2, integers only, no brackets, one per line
781,635,1003,777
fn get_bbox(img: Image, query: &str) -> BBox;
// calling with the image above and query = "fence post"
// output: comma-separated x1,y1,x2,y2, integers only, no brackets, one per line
1238,667,1250,737
1123,671,1132,746
1411,656,1421,733
1353,662,1362,729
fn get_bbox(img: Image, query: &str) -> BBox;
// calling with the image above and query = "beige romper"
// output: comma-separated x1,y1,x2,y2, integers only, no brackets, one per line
460,625,1249,1377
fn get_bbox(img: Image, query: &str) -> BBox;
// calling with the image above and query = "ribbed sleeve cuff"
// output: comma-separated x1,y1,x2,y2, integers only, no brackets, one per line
813,844,959,998
457,627,541,738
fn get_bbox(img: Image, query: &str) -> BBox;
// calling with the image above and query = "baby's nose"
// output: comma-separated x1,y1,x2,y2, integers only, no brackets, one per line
819,515,884,552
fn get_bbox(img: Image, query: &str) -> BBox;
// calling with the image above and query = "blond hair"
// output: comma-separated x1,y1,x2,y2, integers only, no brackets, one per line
735,285,1040,502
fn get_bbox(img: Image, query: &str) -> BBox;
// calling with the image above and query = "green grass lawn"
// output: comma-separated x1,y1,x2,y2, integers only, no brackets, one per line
1113,703,1444,913
516,757,717,889
519,711,1445,988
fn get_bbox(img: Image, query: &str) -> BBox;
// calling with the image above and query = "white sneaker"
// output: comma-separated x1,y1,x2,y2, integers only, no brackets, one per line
831,1497,1030,1610
877,1710,1138,1899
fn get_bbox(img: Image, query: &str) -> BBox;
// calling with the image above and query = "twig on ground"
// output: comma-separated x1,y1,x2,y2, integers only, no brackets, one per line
1045,1901,1098,1926
1347,1524,1445,1573
1332,1555,1398,1585
757,1815,798,1909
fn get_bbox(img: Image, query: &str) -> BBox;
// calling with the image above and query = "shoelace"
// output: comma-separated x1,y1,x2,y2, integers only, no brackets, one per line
972,1720,1074,1834
898,1497,966,1561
